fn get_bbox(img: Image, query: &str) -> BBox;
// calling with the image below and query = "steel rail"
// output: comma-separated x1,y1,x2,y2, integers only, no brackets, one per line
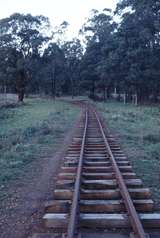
67,109,88,238
94,109,147,238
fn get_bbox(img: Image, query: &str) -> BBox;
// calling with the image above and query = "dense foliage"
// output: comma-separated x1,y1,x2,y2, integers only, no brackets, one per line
0,0,160,103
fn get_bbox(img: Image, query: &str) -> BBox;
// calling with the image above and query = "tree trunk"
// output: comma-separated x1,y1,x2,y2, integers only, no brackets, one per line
4,85,7,94
71,77,74,99
18,90,25,102
51,65,56,99
16,70,25,103
107,86,111,99
77,82,80,96
103,86,107,102
92,81,95,99
117,94,121,102
137,87,149,104
153,90,159,103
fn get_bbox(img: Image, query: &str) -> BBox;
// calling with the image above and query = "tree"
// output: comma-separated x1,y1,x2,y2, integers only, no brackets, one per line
0,47,15,93
80,9,116,100
54,21,69,46
62,38,83,98
43,43,66,98
0,13,50,101
1,1,160,103
115,0,160,103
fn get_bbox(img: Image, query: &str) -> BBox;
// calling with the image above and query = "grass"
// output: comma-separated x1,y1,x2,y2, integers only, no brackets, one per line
96,101,160,207
0,98,80,193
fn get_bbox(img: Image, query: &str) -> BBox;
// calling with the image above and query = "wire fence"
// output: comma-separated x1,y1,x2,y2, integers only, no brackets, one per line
0,93,18,106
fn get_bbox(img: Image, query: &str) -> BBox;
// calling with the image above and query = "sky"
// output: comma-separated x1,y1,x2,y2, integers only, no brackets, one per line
0,0,118,39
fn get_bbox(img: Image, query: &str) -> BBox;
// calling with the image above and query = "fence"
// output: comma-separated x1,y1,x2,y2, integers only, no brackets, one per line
0,93,18,105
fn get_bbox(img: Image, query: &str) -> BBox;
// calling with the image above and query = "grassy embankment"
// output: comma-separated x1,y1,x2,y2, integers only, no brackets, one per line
0,98,80,192
97,102,160,207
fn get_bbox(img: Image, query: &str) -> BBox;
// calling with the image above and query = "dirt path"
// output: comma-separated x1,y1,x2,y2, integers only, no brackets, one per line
0,111,82,238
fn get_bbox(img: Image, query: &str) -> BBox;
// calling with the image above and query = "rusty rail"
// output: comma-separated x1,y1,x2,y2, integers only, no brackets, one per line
37,103,159,238
67,109,88,238
94,109,147,238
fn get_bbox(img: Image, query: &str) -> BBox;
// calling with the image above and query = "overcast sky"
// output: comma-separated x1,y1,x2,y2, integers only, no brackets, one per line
0,0,118,39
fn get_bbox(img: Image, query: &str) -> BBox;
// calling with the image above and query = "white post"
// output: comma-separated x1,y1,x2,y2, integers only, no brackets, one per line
4,85,7,104
124,93,126,104
135,94,138,106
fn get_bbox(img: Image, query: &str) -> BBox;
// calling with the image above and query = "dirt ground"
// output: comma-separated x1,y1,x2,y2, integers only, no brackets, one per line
0,111,81,238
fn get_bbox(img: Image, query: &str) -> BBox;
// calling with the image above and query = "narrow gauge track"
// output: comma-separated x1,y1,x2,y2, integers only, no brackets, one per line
35,105,160,238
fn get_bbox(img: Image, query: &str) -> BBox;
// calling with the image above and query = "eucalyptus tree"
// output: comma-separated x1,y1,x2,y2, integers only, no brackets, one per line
43,43,66,98
54,21,70,46
0,13,51,101
115,0,160,102
80,40,102,99
80,9,116,100
79,1,160,103
62,38,83,98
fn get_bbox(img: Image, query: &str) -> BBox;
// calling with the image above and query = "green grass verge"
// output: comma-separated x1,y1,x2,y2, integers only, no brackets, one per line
96,102,160,206
0,98,80,191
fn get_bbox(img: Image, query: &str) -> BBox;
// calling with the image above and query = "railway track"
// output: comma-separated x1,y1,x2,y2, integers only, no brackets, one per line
33,105,160,238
